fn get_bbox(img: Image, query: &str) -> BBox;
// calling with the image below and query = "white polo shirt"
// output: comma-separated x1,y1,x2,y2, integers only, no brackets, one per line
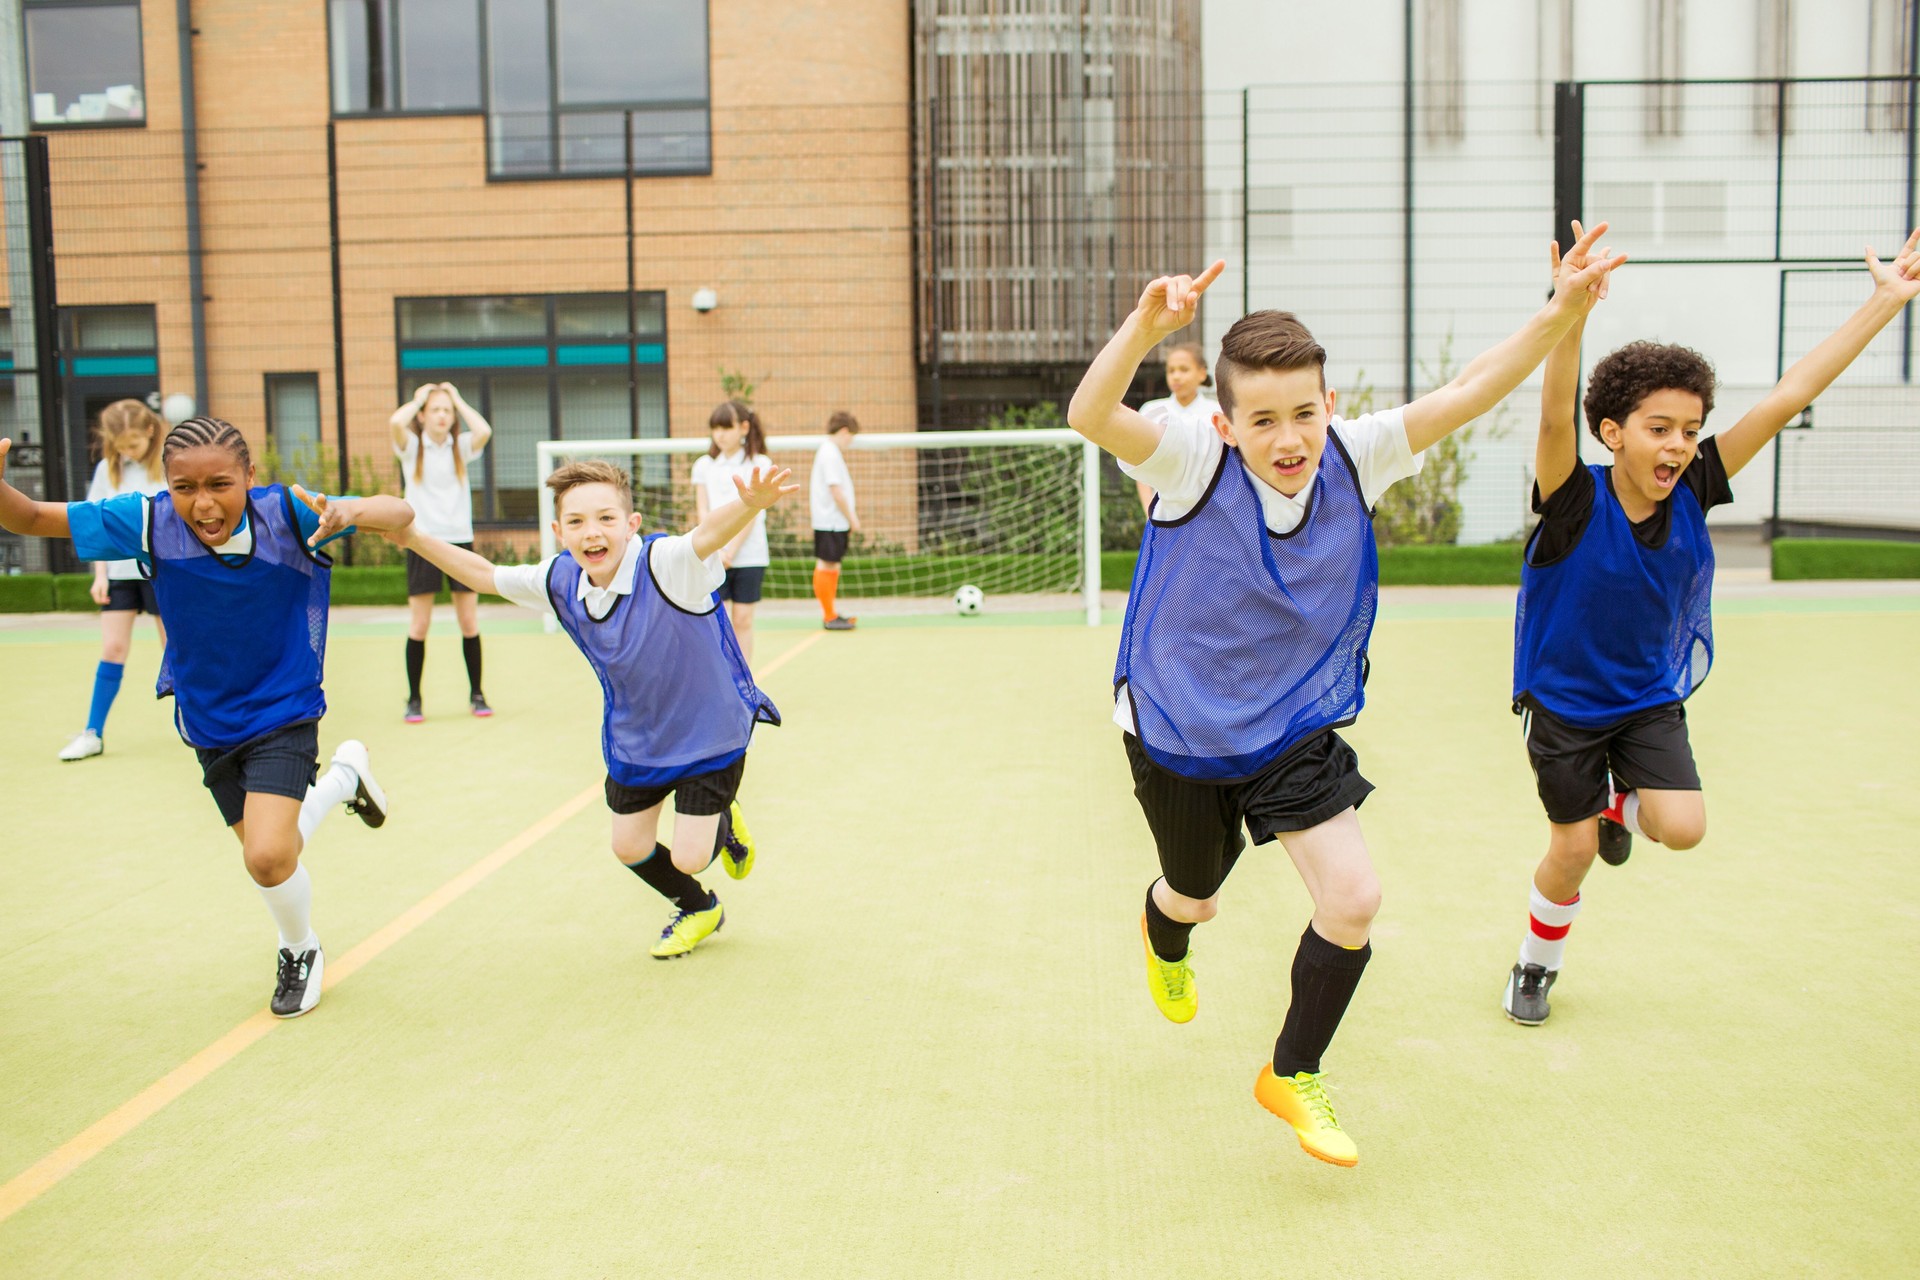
396,431,484,544
810,439,854,532
490,532,725,621
690,449,773,568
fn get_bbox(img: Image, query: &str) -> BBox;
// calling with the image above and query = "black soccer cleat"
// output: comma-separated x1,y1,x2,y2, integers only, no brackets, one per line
272,943,325,1018
331,739,388,829
1598,815,1632,866
1503,963,1557,1026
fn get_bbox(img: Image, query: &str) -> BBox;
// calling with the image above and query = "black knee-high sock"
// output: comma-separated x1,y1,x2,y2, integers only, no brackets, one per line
625,842,715,911
462,634,483,697
1272,924,1372,1077
405,638,425,702
1144,883,1194,962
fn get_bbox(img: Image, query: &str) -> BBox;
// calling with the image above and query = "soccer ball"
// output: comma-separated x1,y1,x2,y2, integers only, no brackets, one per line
953,584,985,616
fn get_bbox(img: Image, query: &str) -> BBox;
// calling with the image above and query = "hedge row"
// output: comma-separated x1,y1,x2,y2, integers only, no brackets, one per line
9,539,1909,612
1771,537,1920,580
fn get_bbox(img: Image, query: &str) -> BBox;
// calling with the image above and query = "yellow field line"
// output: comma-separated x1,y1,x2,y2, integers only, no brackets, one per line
0,629,825,1226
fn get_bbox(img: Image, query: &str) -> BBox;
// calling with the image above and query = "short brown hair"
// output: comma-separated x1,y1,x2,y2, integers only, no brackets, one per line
1584,341,1717,443
546,459,633,514
1214,311,1325,417
826,410,860,435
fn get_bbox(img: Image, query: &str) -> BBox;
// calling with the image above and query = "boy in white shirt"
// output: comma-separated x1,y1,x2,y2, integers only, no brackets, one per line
390,459,797,959
1066,227,1623,1167
809,411,861,631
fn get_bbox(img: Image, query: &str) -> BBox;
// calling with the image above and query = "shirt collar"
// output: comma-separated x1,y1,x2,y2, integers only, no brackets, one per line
576,533,642,601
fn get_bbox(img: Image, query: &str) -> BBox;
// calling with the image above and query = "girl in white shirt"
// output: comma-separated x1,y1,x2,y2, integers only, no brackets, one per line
1134,342,1219,513
689,401,774,663
58,399,168,761
388,382,494,722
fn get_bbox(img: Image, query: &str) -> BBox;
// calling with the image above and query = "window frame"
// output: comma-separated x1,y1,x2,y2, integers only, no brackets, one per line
326,0,714,182
392,290,671,527
24,0,149,132
263,371,326,462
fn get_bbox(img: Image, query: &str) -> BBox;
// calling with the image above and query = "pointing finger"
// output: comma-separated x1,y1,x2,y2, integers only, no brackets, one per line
1193,259,1227,292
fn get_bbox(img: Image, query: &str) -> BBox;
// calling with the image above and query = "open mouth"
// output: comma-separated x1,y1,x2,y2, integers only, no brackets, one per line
1654,463,1677,488
1273,455,1309,481
579,543,611,565
194,518,226,540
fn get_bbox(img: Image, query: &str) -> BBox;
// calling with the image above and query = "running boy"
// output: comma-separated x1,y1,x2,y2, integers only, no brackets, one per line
0,418,411,1017
390,458,793,958
1066,226,1624,1167
1502,226,1920,1026
811,411,860,631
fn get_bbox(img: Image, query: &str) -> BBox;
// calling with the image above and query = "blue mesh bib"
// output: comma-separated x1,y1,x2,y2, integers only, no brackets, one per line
1514,464,1715,727
149,486,331,749
548,536,779,788
1117,435,1378,781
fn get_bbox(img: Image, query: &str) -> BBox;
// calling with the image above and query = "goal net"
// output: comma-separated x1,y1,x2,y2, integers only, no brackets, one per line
534,429,1103,625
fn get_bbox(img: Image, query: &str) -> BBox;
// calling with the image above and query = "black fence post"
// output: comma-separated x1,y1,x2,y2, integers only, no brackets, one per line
24,135,61,476
326,122,351,564
1551,81,1584,251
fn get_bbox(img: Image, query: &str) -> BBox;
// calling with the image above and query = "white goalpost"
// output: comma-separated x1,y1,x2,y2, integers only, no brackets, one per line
534,430,1105,628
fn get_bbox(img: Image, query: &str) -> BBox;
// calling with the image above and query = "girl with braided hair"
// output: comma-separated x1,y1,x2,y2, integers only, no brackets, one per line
0,417,415,1019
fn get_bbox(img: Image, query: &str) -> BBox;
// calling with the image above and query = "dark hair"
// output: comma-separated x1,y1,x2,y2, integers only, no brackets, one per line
1214,311,1325,417
1584,341,1718,442
707,400,768,458
162,416,251,473
1165,341,1212,387
546,458,633,514
825,409,860,435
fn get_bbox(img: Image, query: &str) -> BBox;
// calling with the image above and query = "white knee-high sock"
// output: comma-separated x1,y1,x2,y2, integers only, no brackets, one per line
298,762,358,843
1621,791,1647,840
258,863,316,951
1519,884,1582,971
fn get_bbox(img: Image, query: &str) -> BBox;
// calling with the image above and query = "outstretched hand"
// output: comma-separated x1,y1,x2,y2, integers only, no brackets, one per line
1548,220,1626,317
290,484,353,548
1865,227,1920,302
1134,260,1226,340
732,465,801,511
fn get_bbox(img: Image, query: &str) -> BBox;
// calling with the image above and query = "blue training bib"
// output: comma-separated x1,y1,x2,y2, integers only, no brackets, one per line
548,536,779,788
1117,436,1378,781
149,486,331,749
1513,464,1714,727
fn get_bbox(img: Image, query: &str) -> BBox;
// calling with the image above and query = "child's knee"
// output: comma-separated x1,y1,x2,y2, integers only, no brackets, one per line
1325,875,1381,932
1661,816,1707,851
243,843,298,886
1159,883,1220,923
101,636,130,663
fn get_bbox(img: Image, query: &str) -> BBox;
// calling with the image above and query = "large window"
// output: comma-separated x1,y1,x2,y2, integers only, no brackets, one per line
265,373,325,476
329,0,710,180
395,292,669,523
328,0,483,114
25,1,146,127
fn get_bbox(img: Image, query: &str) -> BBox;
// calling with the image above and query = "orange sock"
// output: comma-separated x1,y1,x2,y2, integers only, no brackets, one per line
813,566,839,620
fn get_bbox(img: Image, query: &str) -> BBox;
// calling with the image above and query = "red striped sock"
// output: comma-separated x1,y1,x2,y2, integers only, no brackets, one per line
1519,885,1581,971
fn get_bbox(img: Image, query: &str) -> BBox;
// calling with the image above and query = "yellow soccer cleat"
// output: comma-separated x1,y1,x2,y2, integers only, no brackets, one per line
650,899,725,959
719,801,756,880
1139,912,1198,1023
1254,1064,1359,1168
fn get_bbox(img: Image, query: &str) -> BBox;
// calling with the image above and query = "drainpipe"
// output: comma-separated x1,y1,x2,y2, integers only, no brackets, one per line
177,0,209,411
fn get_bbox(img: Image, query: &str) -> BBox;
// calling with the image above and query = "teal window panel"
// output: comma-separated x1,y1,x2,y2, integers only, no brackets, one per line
68,355,158,376
401,345,549,370
554,343,668,367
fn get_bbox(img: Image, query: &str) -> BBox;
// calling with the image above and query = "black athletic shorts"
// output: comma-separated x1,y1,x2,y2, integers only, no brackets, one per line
405,544,476,597
1124,728,1373,901
605,753,746,817
1518,697,1701,825
194,719,322,828
102,579,158,614
717,566,765,604
812,529,850,563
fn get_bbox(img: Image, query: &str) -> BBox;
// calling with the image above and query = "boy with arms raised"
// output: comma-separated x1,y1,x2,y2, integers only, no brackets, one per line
1503,226,1920,1025
1067,227,1623,1167
390,459,795,958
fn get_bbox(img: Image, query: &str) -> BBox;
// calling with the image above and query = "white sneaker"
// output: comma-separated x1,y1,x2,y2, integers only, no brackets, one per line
330,739,387,828
58,730,104,762
271,940,325,1018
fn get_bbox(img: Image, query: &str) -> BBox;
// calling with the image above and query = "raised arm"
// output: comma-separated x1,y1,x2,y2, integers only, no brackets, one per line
445,383,493,452
1402,222,1624,454
1535,230,1609,501
1714,229,1920,478
1067,261,1224,466
386,522,501,596
389,385,429,452
290,485,415,548
692,466,799,561
0,439,73,538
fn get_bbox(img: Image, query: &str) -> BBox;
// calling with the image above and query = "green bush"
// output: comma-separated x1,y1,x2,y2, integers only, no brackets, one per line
52,574,99,610
0,575,54,612
1771,537,1920,580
